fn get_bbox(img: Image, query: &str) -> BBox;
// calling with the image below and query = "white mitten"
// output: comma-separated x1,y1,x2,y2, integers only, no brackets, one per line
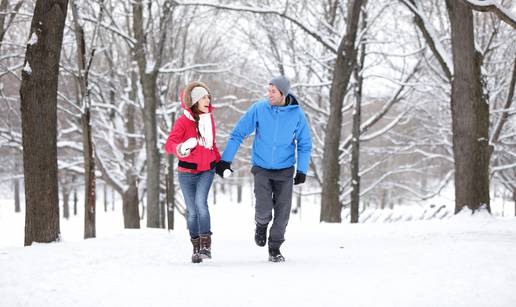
178,138,197,157
223,169,232,178
183,137,197,150
177,144,190,157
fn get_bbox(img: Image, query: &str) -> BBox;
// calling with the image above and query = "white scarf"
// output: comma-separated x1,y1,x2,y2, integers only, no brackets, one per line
184,110,213,150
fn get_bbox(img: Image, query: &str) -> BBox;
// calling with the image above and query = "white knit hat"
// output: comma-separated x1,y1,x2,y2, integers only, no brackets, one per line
190,86,209,106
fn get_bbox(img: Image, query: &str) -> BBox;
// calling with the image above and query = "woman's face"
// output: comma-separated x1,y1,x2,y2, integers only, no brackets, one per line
196,95,210,113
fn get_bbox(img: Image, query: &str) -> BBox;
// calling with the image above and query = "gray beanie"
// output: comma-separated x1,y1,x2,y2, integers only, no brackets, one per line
270,76,291,96
190,86,209,106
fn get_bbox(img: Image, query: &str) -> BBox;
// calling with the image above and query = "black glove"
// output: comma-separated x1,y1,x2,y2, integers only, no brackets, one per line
215,160,233,178
294,172,306,185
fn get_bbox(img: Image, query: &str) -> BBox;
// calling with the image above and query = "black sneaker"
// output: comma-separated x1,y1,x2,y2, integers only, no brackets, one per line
254,223,267,247
268,247,285,262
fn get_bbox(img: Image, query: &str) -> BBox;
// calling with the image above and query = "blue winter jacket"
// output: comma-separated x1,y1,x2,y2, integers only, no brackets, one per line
221,94,312,174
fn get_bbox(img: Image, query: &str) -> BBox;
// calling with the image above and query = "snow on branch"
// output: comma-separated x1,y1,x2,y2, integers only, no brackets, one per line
338,59,422,157
492,160,516,172
94,147,126,195
158,62,224,74
399,0,453,80
489,58,516,148
176,1,338,54
462,0,516,28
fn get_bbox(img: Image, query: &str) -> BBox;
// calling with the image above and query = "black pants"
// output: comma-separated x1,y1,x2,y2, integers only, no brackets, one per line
251,166,294,248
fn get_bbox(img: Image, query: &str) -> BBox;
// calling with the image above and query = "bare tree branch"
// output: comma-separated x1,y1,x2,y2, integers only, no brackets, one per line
176,1,338,53
490,58,516,151
461,0,516,28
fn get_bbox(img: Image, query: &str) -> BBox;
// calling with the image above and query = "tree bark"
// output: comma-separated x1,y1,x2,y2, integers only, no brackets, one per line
20,0,68,246
513,189,516,217
70,0,97,238
350,11,366,224
14,177,20,213
446,0,490,214
213,182,217,205
121,68,141,228
82,108,96,238
166,115,176,230
104,184,108,212
72,175,78,216
132,0,161,228
14,159,20,213
62,177,70,219
320,0,364,223
461,0,516,28
237,183,242,204
123,178,140,228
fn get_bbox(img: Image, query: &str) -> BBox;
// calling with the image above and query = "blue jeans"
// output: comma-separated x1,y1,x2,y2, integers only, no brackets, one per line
178,168,215,238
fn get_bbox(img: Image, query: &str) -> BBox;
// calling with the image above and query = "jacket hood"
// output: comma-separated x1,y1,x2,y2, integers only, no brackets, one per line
266,93,299,110
181,81,213,110
285,93,299,106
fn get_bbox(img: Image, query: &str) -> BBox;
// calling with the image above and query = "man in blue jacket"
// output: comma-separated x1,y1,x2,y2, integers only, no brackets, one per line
216,76,312,262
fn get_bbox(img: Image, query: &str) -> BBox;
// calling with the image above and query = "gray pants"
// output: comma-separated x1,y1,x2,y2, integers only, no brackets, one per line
251,166,294,248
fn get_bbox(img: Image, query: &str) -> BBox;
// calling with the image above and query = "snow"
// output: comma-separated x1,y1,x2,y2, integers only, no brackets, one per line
1,191,516,307
28,33,38,46
22,61,32,75
145,59,155,74
467,0,516,22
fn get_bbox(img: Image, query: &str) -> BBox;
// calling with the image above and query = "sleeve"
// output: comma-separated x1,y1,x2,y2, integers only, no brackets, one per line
220,103,259,162
164,118,185,157
295,109,312,174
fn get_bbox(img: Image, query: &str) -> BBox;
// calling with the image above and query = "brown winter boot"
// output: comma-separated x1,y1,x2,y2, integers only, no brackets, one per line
191,237,202,263
200,234,211,259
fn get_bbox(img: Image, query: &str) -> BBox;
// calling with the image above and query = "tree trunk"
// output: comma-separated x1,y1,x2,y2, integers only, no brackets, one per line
380,189,387,210
350,6,367,224
320,0,364,223
104,184,108,212
73,176,78,216
132,0,161,228
237,183,242,204
70,1,97,238
121,68,141,229
111,187,115,211
71,0,95,235
20,0,68,246
160,196,166,228
513,189,516,217
446,0,490,214
123,178,140,228
213,182,217,205
62,180,70,219
83,108,96,238
14,177,20,213
166,119,176,230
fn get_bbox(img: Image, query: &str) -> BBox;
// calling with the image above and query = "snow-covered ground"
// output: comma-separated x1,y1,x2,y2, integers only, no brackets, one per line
1,188,516,307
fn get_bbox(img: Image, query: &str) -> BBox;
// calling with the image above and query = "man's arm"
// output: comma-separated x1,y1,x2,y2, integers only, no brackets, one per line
295,109,312,174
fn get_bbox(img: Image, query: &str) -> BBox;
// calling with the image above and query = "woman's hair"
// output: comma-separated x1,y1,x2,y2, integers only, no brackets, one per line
190,103,203,141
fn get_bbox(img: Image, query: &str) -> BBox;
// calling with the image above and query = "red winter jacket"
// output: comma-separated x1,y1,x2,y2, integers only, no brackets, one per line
164,85,220,173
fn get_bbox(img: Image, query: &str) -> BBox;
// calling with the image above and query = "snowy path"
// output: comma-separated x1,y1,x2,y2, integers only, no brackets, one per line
1,203,516,307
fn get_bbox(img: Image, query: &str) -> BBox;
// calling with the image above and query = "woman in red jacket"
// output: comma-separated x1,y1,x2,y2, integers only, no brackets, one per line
165,81,220,263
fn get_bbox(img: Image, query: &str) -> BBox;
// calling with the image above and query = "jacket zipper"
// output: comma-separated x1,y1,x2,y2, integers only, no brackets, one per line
272,106,279,165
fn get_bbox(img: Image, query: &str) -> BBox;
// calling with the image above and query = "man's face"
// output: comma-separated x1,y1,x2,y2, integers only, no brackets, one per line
268,84,285,106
